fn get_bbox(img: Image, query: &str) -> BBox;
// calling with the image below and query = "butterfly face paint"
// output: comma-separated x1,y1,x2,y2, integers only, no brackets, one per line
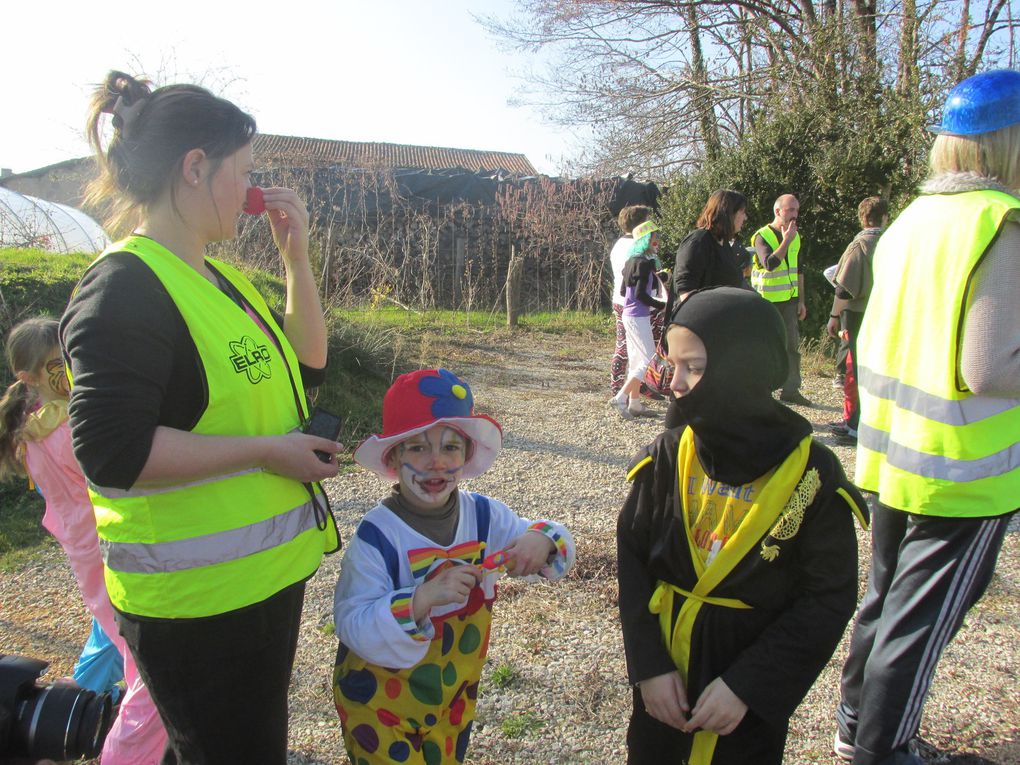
44,356,70,399
393,424,468,510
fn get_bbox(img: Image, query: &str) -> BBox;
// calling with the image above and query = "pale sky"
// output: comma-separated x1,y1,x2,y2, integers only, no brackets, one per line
1,1,582,177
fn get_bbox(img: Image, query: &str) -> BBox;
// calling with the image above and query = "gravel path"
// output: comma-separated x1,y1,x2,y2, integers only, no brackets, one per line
1,332,1016,764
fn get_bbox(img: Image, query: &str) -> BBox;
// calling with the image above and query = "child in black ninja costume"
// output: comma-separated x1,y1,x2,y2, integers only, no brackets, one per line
617,286,867,765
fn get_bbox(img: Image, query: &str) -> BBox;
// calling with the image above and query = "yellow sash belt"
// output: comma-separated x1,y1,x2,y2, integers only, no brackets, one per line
644,430,814,764
650,581,751,765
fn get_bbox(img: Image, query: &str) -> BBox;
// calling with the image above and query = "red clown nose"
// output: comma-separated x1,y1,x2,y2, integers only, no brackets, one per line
243,187,266,215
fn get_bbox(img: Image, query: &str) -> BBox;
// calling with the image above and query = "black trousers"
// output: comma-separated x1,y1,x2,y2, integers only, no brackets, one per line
117,581,306,765
836,504,1013,765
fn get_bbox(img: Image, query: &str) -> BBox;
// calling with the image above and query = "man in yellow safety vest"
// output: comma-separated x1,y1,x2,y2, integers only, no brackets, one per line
750,194,811,407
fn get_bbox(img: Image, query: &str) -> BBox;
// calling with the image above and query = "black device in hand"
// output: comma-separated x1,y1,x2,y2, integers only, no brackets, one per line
302,407,343,463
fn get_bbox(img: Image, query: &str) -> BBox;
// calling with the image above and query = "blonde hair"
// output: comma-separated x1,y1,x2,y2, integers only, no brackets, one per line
928,122,1020,190
0,318,60,479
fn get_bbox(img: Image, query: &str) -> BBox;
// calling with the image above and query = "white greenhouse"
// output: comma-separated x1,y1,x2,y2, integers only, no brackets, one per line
0,187,110,254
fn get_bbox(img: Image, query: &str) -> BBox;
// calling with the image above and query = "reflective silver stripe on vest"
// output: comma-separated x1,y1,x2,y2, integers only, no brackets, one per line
756,281,794,293
101,499,318,574
90,468,263,499
758,267,794,279
858,424,1020,482
858,367,1020,425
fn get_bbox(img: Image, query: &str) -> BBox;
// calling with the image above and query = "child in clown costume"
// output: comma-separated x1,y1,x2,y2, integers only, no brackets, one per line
333,369,575,764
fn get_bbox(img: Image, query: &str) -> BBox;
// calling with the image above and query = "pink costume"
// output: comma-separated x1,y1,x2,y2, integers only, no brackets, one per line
22,401,167,764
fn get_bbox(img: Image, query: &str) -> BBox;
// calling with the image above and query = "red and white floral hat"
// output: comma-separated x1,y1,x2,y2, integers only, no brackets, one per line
353,369,503,480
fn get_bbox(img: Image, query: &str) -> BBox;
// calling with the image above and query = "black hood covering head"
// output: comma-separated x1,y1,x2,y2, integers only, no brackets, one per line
667,286,812,485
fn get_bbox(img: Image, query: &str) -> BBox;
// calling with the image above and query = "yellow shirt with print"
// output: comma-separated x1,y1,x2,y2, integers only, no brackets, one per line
685,462,775,567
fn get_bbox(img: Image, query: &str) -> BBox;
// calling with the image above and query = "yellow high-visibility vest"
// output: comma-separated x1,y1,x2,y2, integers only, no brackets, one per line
855,190,1020,517
750,225,800,302
82,236,338,617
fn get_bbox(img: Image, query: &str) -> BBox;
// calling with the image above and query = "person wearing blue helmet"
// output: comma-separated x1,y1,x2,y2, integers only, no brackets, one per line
833,69,1020,764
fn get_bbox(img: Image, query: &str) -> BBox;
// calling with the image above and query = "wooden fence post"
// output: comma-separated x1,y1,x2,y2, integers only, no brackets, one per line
506,242,523,328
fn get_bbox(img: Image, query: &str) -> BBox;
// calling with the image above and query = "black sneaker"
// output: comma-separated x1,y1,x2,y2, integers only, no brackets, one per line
780,391,813,407
828,421,851,435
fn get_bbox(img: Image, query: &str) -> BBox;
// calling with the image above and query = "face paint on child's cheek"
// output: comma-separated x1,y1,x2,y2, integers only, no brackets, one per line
399,462,463,506
45,358,69,398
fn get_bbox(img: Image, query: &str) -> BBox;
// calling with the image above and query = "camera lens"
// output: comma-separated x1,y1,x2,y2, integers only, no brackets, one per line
13,683,113,760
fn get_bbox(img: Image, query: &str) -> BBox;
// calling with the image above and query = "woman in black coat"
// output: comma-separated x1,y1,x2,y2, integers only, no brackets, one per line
672,190,750,302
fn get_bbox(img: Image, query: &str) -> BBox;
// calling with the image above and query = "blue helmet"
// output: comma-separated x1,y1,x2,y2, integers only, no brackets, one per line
931,69,1020,136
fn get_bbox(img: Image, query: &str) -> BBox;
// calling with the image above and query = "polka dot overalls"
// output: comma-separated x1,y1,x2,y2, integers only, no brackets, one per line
333,584,494,764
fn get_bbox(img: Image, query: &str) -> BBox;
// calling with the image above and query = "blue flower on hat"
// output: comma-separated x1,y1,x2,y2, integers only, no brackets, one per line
418,369,474,419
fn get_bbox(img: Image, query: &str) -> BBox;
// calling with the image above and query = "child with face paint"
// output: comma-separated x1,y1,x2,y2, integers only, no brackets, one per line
617,287,867,765
0,318,167,764
332,369,575,764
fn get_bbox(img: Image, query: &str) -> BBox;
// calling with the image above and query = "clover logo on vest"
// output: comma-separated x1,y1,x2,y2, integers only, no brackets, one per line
228,335,273,384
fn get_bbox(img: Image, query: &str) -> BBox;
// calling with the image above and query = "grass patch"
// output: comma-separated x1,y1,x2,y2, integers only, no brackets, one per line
312,315,396,449
500,711,544,739
800,334,839,380
516,310,613,335
0,482,52,570
0,249,93,323
335,305,612,338
488,660,521,689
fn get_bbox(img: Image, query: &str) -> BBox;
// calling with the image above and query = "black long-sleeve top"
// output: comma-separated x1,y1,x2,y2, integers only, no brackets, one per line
60,252,326,490
617,428,862,728
620,256,666,311
672,228,746,295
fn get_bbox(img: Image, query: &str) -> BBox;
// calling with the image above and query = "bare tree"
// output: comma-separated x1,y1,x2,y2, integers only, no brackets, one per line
480,0,1019,175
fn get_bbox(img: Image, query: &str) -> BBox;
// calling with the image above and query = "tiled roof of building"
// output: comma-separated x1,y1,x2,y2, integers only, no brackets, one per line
252,134,537,176
0,156,94,182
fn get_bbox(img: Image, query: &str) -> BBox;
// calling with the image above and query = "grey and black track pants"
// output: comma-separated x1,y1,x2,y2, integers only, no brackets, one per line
835,501,1014,765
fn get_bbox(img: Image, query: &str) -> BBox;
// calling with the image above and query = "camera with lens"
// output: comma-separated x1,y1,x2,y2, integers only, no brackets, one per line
0,654,113,762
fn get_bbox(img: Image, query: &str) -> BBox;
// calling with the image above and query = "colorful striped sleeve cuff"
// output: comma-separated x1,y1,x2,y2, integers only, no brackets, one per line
389,589,433,642
527,521,572,579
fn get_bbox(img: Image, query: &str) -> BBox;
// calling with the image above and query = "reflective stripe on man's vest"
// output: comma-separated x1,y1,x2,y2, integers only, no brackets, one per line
750,225,799,301
855,190,1020,517
84,236,338,617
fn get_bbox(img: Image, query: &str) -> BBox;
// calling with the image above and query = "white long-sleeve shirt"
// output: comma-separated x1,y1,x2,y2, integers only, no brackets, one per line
333,490,574,669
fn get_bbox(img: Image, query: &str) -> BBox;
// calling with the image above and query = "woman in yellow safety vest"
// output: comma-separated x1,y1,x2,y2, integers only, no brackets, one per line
833,69,1020,765
62,70,340,764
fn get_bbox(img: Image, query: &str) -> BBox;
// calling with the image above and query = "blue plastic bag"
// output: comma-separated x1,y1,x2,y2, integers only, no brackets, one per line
73,617,124,701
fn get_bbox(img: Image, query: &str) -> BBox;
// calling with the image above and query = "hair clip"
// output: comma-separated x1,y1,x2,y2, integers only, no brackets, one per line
111,94,147,137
